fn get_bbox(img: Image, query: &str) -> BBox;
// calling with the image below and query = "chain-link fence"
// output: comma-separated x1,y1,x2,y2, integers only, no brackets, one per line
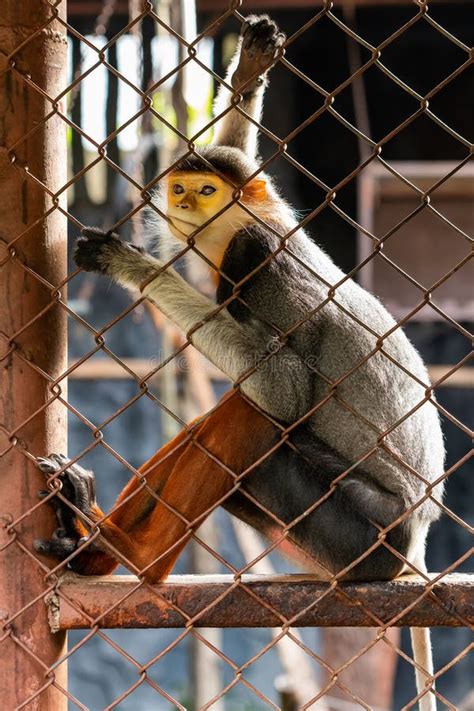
1,1,472,710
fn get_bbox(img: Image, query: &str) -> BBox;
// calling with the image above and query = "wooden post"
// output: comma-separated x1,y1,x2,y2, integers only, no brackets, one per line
0,2,68,709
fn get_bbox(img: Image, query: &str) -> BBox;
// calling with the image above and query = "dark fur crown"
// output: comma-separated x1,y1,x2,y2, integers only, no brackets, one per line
172,146,258,187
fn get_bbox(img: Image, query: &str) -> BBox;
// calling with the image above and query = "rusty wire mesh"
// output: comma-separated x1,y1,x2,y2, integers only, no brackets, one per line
1,0,473,709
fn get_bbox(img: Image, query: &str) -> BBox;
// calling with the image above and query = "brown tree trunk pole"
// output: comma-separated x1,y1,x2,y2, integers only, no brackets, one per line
322,627,400,709
0,2,68,709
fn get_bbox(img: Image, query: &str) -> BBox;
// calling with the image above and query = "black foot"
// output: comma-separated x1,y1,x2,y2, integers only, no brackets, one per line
233,15,286,91
34,453,97,561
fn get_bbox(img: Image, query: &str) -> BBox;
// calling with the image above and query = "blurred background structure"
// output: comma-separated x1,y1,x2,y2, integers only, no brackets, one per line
1,0,472,709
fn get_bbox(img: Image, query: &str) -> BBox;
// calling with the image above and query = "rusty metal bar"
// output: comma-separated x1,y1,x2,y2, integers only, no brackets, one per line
0,2,68,709
49,573,474,631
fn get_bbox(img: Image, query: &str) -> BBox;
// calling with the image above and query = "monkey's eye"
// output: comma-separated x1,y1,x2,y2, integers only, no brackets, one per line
200,185,216,196
172,184,185,195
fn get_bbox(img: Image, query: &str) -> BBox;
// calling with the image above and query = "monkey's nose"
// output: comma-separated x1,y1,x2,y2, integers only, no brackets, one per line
178,203,189,209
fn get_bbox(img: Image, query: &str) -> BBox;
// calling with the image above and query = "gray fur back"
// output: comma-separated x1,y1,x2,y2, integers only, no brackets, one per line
288,230,445,522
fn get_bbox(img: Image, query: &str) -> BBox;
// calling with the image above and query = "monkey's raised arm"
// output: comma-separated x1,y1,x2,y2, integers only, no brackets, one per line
212,16,285,158
76,229,312,424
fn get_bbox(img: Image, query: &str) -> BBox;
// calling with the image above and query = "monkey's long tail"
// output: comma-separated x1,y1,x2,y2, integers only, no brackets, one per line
410,626,436,711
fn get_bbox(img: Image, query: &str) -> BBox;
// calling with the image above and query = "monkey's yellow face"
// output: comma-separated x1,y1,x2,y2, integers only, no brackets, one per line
166,172,235,240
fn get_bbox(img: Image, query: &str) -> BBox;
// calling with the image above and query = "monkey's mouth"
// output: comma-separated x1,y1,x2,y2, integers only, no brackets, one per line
167,214,200,231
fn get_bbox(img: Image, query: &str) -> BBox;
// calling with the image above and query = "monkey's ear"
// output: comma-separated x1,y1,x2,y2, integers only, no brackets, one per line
244,178,267,202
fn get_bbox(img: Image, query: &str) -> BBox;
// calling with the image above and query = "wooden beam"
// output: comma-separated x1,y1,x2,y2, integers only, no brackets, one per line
428,366,474,389
67,356,224,381
68,359,474,388
364,161,474,200
67,0,453,16
47,573,474,631
68,1,129,16
197,0,451,10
